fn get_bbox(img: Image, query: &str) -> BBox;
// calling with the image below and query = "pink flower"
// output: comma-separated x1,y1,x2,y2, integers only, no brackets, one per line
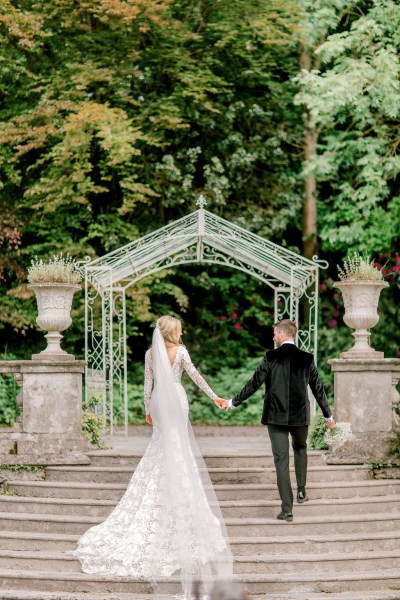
328,319,337,328
392,265,400,272
333,293,339,298
220,315,227,321
231,312,238,320
233,323,243,330
333,310,340,317
263,310,270,315
396,349,400,356
319,283,327,291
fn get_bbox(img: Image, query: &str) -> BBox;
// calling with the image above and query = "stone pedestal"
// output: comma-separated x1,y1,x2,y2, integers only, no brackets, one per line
327,358,400,464
0,360,89,465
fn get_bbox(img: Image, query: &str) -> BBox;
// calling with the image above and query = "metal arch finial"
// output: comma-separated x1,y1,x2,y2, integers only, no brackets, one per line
196,195,207,209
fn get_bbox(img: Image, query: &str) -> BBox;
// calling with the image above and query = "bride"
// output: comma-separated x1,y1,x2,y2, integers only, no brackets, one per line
74,315,233,598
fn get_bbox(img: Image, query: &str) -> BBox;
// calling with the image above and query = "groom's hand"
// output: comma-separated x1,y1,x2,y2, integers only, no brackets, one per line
214,397,229,410
326,418,336,429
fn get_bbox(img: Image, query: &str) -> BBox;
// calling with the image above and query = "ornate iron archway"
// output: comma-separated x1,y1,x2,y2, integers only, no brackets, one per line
83,197,328,435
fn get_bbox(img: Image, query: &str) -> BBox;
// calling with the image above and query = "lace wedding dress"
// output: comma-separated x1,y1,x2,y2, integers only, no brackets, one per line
74,334,232,597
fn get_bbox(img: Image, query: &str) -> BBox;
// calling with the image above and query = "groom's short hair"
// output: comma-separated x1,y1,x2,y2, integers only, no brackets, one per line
274,319,297,339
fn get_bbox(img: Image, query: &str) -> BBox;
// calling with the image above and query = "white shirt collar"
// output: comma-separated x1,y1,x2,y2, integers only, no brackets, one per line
281,341,295,345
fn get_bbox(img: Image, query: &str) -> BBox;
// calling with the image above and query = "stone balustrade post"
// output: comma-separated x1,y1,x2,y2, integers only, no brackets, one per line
0,360,89,465
328,357,400,463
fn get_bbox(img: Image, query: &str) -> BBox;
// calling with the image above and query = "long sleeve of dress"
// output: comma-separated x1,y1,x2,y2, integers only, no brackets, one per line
144,350,153,415
181,347,217,400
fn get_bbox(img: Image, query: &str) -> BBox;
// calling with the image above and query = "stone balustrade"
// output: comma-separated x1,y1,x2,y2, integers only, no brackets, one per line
0,360,89,465
328,357,400,463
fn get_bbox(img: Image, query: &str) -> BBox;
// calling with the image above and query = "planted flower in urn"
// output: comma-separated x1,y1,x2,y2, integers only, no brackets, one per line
335,252,388,358
28,254,82,360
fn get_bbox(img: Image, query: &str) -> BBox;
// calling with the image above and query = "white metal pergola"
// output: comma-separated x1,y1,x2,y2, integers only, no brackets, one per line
83,196,328,435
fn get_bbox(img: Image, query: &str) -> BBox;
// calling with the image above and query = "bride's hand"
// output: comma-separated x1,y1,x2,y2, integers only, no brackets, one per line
146,414,153,425
214,397,229,410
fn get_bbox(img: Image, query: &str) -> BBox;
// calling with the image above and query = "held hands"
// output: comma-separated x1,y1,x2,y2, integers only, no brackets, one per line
145,414,153,426
326,418,336,429
214,397,230,411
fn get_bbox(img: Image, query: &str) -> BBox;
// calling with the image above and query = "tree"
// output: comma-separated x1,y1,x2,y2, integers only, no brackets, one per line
295,0,356,259
295,0,400,255
0,0,302,355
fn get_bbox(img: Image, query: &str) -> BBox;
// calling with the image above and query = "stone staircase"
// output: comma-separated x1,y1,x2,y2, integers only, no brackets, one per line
1,442,400,600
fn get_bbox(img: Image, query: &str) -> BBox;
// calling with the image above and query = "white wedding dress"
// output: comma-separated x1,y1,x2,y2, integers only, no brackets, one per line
74,335,232,597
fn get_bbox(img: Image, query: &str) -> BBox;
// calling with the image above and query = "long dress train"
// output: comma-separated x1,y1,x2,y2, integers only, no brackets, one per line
73,340,232,596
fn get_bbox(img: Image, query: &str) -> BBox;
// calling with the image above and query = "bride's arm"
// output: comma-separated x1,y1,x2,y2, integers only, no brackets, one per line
181,347,217,400
144,350,153,417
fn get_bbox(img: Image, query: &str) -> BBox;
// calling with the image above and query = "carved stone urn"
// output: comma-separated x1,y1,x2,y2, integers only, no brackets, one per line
335,280,388,358
28,283,81,360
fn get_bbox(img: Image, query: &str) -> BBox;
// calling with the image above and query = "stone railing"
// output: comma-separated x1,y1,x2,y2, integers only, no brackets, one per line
0,360,89,465
328,357,400,463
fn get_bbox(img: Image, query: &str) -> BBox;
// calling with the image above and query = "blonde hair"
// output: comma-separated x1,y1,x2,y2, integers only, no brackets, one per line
274,319,297,339
156,315,182,345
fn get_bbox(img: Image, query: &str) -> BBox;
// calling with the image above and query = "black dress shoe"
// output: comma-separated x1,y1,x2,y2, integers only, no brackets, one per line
277,511,293,522
297,491,309,503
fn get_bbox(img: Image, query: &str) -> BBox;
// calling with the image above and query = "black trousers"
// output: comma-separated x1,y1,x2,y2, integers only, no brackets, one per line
267,424,308,514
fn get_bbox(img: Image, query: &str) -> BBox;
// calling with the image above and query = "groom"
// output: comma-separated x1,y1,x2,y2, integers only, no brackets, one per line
217,319,335,522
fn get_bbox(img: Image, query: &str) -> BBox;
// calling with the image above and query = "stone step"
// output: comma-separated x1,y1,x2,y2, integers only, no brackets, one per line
2,493,400,519
85,450,327,468
1,511,400,537
0,568,399,595
0,532,78,552
226,513,400,537
44,464,370,485
0,593,154,600
1,591,400,600
222,495,400,519
255,594,400,600
2,530,400,557
2,548,400,575
233,550,400,574
8,477,400,502
231,530,400,556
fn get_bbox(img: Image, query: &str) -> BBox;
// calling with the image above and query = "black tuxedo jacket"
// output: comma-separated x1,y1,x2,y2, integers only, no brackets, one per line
232,343,331,426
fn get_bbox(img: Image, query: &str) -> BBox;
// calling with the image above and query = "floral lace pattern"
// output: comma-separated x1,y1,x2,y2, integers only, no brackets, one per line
73,346,226,580
144,345,217,414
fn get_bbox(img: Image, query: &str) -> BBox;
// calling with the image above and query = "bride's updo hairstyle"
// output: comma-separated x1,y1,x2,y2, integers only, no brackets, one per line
156,315,182,345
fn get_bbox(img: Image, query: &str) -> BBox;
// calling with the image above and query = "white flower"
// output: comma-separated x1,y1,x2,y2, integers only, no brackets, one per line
324,422,352,451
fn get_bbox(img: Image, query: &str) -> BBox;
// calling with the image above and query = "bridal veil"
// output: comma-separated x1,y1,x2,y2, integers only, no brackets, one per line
148,326,233,598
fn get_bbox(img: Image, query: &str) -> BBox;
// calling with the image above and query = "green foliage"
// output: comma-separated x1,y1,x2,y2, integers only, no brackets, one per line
188,357,264,425
1,482,19,496
0,369,19,426
82,392,107,448
0,464,40,472
387,422,400,460
114,356,264,426
308,414,329,450
367,462,400,480
0,0,398,423
295,0,400,255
